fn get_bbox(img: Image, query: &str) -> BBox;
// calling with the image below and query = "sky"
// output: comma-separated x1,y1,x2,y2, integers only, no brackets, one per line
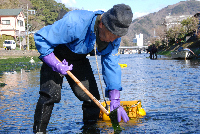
55,0,200,20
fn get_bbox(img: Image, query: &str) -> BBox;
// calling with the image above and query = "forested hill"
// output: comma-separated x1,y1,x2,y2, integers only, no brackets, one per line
0,0,200,46
125,0,200,46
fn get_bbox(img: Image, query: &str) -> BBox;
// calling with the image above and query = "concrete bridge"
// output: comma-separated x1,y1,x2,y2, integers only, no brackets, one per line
119,46,148,54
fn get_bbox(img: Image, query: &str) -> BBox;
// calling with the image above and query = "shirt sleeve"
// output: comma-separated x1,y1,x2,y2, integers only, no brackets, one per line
101,40,122,97
34,11,90,59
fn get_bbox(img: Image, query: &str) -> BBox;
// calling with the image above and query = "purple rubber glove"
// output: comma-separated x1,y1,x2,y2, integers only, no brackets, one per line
109,89,129,123
42,52,73,75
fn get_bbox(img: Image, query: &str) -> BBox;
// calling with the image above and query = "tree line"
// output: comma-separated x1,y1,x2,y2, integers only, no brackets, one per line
152,16,199,48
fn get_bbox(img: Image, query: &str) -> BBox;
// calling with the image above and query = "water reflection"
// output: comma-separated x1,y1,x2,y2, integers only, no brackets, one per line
0,54,200,133
0,69,40,133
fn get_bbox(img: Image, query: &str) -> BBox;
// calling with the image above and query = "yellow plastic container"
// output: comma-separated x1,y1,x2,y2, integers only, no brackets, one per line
119,63,127,68
99,100,146,121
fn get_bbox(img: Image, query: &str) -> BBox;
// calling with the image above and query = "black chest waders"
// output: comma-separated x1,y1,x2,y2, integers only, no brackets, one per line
33,45,100,133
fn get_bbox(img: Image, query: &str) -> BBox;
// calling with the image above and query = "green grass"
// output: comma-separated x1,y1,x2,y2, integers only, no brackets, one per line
0,56,42,73
158,51,172,56
158,39,200,57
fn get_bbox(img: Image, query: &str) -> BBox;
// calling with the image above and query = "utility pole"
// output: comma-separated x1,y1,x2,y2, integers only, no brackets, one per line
26,4,35,50
27,4,29,50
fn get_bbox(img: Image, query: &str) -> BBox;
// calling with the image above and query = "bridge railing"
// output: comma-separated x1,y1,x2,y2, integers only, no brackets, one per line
119,46,148,50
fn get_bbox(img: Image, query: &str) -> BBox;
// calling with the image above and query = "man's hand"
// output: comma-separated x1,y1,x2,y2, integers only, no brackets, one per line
109,89,129,122
43,52,73,75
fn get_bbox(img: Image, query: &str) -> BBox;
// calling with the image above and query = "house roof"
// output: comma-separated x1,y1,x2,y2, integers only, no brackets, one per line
0,9,23,16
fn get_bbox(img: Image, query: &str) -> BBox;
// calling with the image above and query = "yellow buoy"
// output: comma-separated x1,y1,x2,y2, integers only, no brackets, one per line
119,63,127,68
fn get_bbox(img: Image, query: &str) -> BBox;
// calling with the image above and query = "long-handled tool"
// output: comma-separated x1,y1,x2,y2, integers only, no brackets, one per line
56,57,122,131
68,69,122,131
56,57,121,131
67,70,110,115
55,57,109,115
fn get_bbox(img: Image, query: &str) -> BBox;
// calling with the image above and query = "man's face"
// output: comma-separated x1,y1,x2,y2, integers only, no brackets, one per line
98,21,120,42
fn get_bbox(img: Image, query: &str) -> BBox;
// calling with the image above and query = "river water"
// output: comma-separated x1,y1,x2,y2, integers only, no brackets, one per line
0,54,200,134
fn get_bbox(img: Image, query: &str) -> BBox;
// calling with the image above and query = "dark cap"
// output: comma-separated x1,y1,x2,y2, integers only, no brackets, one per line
102,4,133,36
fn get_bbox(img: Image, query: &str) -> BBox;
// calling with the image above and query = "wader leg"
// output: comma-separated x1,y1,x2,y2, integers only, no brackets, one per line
82,101,100,123
66,58,100,123
150,52,152,59
33,96,54,133
33,63,63,133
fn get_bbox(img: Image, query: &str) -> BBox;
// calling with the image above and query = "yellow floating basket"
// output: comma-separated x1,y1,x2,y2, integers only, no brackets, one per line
118,63,127,68
99,100,146,121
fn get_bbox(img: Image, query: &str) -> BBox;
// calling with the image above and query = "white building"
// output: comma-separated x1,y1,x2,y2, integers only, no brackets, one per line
133,33,143,47
164,15,192,30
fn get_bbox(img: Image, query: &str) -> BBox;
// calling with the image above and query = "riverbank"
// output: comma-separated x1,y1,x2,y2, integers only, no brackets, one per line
1,39,200,59
0,49,40,59
158,39,200,57
0,51,42,73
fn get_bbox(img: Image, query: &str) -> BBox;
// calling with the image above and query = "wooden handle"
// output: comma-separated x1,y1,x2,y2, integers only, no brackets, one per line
56,57,109,115
67,71,109,115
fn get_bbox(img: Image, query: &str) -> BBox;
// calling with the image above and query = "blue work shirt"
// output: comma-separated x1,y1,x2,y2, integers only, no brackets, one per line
34,10,122,95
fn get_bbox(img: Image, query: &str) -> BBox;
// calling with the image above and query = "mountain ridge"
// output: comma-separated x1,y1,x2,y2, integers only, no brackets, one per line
122,1,200,46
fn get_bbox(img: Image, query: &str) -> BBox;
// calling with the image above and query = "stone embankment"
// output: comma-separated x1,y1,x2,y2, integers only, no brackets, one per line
0,49,40,59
